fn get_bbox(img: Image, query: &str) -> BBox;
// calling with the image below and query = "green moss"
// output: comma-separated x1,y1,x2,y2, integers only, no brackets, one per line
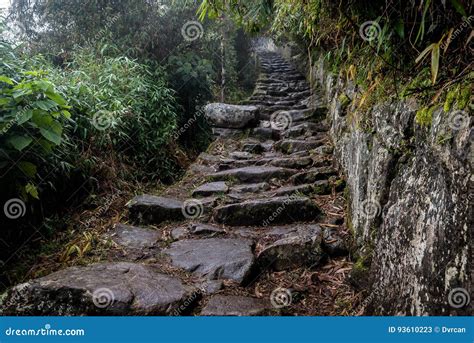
457,86,471,110
444,89,456,112
334,178,346,192
353,259,368,273
338,93,351,110
416,105,437,126
436,133,452,145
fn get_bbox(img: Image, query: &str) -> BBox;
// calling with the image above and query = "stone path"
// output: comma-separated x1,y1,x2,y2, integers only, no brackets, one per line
1,51,352,316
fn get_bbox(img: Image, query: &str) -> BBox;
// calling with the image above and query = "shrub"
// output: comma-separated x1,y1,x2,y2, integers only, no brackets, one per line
0,23,70,200
58,48,179,181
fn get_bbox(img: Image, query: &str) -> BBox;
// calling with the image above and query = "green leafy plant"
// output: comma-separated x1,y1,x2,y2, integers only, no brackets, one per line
1,35,70,199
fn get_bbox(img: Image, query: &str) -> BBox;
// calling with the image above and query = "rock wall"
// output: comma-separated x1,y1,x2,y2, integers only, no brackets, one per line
278,43,472,315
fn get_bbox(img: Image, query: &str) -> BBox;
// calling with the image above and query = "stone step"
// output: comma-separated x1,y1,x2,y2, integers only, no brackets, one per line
269,156,314,169
128,195,184,224
163,238,255,284
110,224,161,250
290,167,338,185
1,262,198,315
268,184,316,197
230,182,271,193
283,122,329,138
128,195,216,224
193,181,229,197
275,139,326,154
213,196,321,226
209,166,296,183
251,127,281,140
257,224,324,271
229,151,254,160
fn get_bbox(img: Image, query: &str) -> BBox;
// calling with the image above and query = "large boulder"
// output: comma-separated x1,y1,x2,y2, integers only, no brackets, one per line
0,262,197,315
204,103,259,129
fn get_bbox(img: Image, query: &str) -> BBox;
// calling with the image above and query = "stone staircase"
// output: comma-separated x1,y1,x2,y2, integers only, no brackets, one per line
1,51,351,316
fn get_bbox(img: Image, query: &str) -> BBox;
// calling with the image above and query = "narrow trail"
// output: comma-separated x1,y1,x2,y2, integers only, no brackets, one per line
2,50,356,316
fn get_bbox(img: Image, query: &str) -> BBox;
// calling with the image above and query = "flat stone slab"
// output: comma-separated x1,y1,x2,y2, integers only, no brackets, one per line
251,127,278,140
275,139,325,154
205,103,259,129
192,182,229,197
229,151,254,160
111,224,161,249
212,127,244,137
231,182,271,193
213,196,321,226
163,238,254,284
290,167,337,185
201,295,271,316
270,157,313,169
269,184,315,196
210,166,295,183
128,195,215,224
127,195,184,224
283,122,321,138
1,262,196,315
189,223,225,235
257,225,324,271
243,143,265,154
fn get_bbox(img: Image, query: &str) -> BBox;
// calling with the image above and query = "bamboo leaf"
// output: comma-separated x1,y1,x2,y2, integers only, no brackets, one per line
415,43,435,64
395,19,405,39
449,0,467,16
0,75,14,85
431,43,440,84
